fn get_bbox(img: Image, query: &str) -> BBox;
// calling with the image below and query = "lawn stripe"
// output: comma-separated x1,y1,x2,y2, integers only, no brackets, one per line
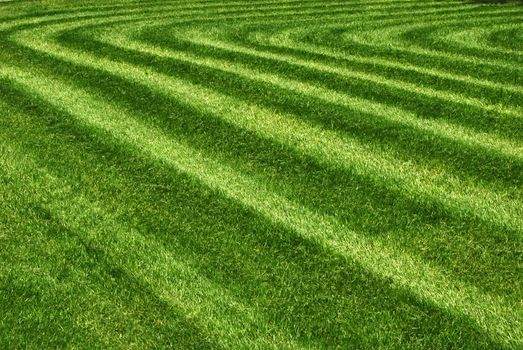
1,1,522,348
4,78,507,349
6,40,521,304
95,20,523,163
196,4,523,71
0,132,308,350
253,22,523,95
178,28,523,119
12,19,523,233
1,65,521,347
448,23,523,56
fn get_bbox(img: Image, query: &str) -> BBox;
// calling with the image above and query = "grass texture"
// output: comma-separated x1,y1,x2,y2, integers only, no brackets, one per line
0,0,522,349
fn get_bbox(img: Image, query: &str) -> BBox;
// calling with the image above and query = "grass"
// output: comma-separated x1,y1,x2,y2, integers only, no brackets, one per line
0,0,522,349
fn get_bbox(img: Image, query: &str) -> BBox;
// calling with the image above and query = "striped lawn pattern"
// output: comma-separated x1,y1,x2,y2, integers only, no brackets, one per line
0,0,522,349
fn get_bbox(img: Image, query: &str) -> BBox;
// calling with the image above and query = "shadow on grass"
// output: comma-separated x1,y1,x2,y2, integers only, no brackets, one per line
0,78,511,349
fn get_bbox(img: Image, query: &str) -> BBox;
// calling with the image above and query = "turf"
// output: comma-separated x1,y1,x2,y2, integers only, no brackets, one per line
0,0,522,349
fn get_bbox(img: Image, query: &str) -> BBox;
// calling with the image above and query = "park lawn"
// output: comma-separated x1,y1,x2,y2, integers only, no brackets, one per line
0,0,522,349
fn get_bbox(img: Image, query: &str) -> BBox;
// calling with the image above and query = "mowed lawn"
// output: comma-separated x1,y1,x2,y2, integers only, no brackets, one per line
0,0,522,348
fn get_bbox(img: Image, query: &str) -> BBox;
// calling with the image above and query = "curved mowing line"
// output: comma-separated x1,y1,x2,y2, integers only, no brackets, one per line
94,20,523,161
250,22,523,95
64,7,523,97
1,0,522,348
278,13,523,76
446,23,523,56
117,8,522,92
9,17,523,234
220,15,519,89
178,28,523,119
115,20,521,133
30,9,519,139
200,4,523,72
147,24,519,133
0,0,480,34
0,2,436,41
0,0,378,31
1,65,521,347
344,15,523,73
391,22,523,68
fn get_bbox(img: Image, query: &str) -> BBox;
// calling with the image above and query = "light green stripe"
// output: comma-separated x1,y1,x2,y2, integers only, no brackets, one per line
181,28,523,118
0,125,308,350
1,65,521,347
10,19,523,234
446,22,523,56
344,11,523,72
0,0,478,32
260,23,523,95
98,19,523,161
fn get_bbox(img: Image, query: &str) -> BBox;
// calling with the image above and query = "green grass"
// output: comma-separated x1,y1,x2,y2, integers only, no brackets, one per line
0,0,522,349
